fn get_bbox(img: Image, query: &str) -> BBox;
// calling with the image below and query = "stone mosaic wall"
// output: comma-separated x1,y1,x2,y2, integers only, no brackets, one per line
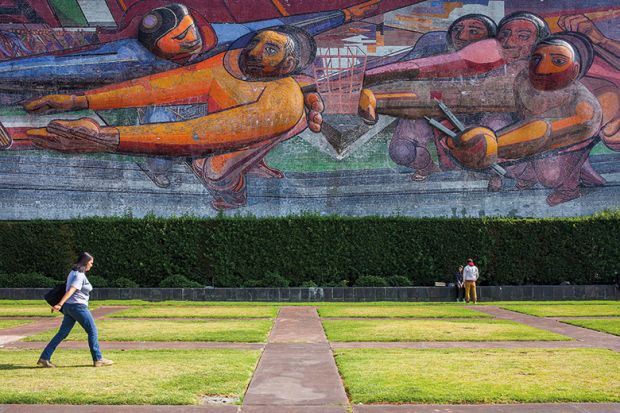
0,0,618,218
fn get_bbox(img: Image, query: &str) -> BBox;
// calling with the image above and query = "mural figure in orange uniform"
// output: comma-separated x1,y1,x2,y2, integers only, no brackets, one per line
443,33,602,205
23,26,321,210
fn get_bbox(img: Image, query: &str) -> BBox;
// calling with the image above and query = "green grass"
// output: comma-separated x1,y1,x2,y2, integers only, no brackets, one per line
322,319,569,341
335,348,620,404
561,319,620,336
0,320,32,330
25,319,273,342
0,301,49,306
318,305,491,318
0,349,259,404
108,306,278,318
500,304,620,317
0,306,60,317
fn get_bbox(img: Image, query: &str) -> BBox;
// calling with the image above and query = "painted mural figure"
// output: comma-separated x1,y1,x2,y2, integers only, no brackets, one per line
22,26,320,210
558,14,620,152
0,2,380,189
363,12,550,189
443,33,602,206
358,11,617,205
0,1,386,92
360,11,550,90
388,13,497,182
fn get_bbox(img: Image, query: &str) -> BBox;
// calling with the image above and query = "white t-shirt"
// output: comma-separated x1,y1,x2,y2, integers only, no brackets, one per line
463,265,479,281
64,270,93,305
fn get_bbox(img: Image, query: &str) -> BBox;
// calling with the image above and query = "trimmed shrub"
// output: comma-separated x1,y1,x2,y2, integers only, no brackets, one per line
87,275,109,288
386,275,412,286
108,277,139,288
355,276,389,287
159,274,203,288
0,272,61,288
245,272,290,287
0,212,618,287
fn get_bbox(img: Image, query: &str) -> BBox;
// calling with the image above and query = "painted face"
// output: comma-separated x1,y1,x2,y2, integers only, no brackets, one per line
153,15,203,60
239,30,294,78
529,43,579,91
497,19,538,62
450,18,490,51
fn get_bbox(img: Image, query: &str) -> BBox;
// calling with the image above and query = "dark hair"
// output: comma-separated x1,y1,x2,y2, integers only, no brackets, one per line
262,25,317,74
446,13,497,49
497,11,550,41
138,3,191,51
535,32,594,78
73,252,93,273
467,258,473,262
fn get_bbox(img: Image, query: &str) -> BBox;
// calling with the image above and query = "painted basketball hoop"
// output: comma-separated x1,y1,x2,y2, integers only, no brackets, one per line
312,46,367,115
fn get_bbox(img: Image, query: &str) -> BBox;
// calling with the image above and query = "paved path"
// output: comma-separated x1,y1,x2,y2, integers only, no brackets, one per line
472,306,620,352
0,307,126,346
241,306,349,413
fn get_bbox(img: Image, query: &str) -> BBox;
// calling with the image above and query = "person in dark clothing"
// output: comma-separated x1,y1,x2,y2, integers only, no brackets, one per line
454,265,465,302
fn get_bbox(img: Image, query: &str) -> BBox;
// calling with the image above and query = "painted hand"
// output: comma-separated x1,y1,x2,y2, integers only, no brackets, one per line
23,94,88,115
558,14,605,45
358,89,377,125
304,92,324,133
27,118,119,153
446,126,498,169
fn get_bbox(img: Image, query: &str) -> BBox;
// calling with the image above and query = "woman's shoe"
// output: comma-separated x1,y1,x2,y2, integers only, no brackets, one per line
37,358,56,368
94,358,114,367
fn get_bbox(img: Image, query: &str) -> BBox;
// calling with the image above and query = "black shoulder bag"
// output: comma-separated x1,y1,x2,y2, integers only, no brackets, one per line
43,283,65,307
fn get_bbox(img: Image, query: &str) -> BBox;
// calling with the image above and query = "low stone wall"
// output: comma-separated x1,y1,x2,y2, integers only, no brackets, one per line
1,285,618,302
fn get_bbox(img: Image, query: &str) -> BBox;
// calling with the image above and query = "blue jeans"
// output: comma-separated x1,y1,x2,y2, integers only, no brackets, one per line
40,303,102,362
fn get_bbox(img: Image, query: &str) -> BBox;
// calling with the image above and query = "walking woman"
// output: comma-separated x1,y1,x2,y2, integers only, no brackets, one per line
37,252,113,368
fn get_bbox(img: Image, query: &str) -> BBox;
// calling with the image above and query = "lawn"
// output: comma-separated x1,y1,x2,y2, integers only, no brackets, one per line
335,348,620,404
0,301,48,306
560,319,620,336
0,306,60,317
318,305,491,318
0,320,32,330
0,349,260,404
500,304,620,317
25,319,273,342
322,319,569,341
108,306,278,318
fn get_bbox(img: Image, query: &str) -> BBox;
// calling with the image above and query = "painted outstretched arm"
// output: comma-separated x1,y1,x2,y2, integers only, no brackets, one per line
559,14,620,65
23,57,218,114
444,101,601,169
27,81,305,157
357,68,519,124
0,40,178,92
363,39,506,86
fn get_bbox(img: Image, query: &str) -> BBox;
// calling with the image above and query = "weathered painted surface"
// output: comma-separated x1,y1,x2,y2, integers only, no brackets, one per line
0,0,618,218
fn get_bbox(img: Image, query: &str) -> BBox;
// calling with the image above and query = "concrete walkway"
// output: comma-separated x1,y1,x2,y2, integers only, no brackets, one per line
241,306,349,412
0,307,126,346
472,306,620,352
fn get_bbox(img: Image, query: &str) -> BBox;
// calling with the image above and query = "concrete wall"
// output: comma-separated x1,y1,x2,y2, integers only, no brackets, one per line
3,286,618,302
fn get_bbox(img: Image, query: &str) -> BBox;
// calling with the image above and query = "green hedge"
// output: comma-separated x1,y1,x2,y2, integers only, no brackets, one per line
0,212,618,287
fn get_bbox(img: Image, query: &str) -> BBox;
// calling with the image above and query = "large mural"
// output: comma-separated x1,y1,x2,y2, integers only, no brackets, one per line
0,0,618,218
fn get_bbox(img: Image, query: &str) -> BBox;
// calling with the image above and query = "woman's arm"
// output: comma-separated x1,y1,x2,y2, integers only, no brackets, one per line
52,287,78,313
